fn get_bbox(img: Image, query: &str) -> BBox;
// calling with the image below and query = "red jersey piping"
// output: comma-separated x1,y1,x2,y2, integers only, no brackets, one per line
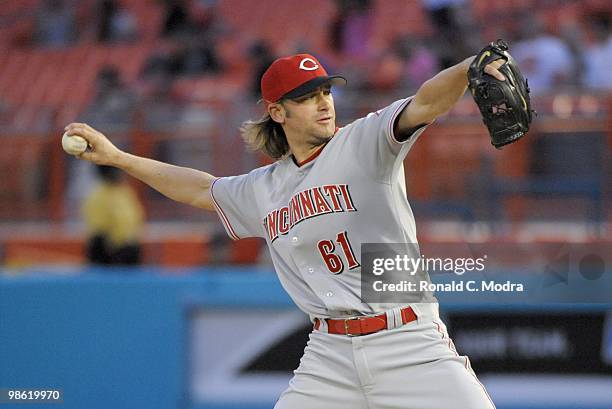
293,127,340,167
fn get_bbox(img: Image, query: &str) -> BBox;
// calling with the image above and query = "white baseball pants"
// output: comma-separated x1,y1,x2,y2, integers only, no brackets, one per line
274,303,495,409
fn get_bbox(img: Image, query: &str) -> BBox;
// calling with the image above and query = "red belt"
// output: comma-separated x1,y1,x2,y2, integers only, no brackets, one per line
313,306,417,337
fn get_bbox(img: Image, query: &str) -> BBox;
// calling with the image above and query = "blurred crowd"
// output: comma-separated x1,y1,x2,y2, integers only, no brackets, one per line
11,0,610,131
332,0,612,95
0,0,609,266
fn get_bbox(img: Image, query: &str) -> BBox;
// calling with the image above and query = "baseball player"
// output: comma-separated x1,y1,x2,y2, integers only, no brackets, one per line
64,52,505,408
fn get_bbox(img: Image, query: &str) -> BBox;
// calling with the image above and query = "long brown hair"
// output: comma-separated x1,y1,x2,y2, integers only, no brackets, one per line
240,113,290,160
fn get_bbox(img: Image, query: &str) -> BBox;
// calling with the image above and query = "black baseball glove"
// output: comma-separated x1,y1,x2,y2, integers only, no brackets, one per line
468,39,534,149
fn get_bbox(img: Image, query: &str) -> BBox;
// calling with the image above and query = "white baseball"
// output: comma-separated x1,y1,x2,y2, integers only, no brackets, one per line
61,132,89,155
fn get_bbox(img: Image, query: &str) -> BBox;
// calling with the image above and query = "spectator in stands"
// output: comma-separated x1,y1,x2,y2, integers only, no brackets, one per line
97,0,139,43
156,0,225,77
188,0,227,40
207,230,232,265
80,66,137,129
583,12,612,90
330,0,373,59
511,15,575,94
83,165,144,265
422,0,474,68
249,40,276,100
173,35,222,76
364,35,440,95
423,0,464,34
141,44,180,78
161,0,192,39
558,22,587,89
35,0,76,47
393,35,440,92
367,50,404,92
138,53,186,130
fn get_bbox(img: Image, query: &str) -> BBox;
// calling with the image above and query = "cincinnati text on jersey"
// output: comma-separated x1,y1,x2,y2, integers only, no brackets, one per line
264,184,357,242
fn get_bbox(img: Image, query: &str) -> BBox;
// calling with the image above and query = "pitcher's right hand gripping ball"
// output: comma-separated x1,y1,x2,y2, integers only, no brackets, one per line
62,123,121,166
468,39,534,149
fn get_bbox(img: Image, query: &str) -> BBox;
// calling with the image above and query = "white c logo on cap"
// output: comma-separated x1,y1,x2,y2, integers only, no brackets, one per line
299,58,319,71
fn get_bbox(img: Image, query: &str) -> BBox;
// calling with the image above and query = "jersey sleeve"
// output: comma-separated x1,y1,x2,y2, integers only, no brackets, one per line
209,173,264,240
374,97,428,154
345,97,430,181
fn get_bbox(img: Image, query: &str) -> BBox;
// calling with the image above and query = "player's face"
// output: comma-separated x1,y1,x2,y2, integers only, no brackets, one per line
281,85,336,147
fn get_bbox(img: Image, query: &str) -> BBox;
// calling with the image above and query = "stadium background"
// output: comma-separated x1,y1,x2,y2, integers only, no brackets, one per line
0,0,610,408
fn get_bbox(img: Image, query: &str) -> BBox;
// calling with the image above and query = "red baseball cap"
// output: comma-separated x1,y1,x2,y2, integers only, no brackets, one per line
261,54,346,104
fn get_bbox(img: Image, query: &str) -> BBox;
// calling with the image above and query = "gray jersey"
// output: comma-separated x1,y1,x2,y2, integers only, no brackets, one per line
211,97,434,319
